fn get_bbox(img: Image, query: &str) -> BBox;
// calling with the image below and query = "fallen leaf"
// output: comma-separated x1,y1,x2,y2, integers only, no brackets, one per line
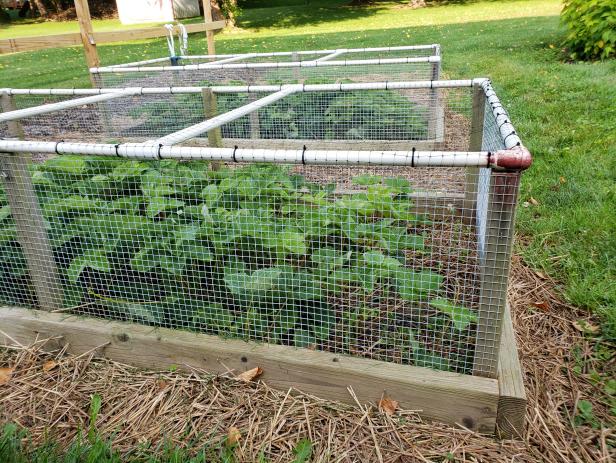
529,197,539,206
156,379,168,391
534,270,548,280
227,426,241,446
237,367,263,382
43,360,58,372
0,367,14,386
559,176,566,184
379,396,398,416
531,301,549,311
573,320,600,334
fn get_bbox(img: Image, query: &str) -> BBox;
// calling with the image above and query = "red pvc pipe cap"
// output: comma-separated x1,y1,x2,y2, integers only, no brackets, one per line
490,145,532,171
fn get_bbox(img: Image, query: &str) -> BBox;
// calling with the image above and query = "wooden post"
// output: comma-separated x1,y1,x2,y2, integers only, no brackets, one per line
462,83,485,224
202,88,222,170
496,304,526,439
473,171,520,378
0,94,63,311
202,0,216,55
428,59,441,147
74,0,100,83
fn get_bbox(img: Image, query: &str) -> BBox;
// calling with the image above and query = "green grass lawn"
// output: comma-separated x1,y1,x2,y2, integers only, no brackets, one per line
0,0,614,336
0,15,204,39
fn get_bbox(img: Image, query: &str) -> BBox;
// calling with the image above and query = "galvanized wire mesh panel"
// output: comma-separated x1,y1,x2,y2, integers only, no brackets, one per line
0,80,524,378
1,87,467,150
92,61,439,89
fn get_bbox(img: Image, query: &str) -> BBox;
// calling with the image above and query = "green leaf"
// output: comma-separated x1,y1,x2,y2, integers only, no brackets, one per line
146,197,185,218
281,230,307,255
109,162,148,180
43,195,104,216
311,247,351,270
394,268,443,300
67,248,111,283
384,177,411,190
42,156,87,174
224,267,283,295
0,205,10,222
352,174,382,186
363,251,403,269
429,298,477,331
130,246,159,272
292,438,313,463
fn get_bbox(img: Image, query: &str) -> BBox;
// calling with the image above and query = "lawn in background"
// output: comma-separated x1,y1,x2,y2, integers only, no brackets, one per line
0,0,614,336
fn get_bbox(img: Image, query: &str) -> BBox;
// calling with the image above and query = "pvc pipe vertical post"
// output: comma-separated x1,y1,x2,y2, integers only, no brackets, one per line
463,82,485,224
0,94,63,311
202,0,216,55
201,88,223,170
473,171,521,378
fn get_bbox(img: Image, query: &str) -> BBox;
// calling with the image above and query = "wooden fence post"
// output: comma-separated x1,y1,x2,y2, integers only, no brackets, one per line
0,94,63,311
202,88,223,170
462,82,485,224
202,0,216,55
472,171,520,378
74,0,100,85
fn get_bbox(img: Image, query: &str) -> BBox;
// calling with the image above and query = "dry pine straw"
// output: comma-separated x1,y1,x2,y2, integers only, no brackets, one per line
1,256,614,463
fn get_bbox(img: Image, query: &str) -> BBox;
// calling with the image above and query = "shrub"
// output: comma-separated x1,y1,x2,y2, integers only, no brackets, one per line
561,0,616,60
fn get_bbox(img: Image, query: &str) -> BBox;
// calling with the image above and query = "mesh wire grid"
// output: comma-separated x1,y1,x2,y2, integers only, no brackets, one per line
0,83,522,378
92,60,440,89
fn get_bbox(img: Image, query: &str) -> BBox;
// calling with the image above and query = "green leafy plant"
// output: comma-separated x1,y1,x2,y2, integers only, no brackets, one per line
561,0,616,60
0,159,477,372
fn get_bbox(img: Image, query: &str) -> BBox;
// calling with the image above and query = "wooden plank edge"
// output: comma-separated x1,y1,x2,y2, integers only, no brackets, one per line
0,21,226,55
0,306,499,433
496,304,527,439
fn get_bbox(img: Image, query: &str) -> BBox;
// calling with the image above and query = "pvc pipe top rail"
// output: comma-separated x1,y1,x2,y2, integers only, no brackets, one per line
90,56,441,73
156,86,299,146
95,44,441,69
0,89,136,123
0,78,488,97
0,140,531,170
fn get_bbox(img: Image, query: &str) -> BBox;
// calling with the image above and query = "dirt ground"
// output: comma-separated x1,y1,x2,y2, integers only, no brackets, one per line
0,255,614,462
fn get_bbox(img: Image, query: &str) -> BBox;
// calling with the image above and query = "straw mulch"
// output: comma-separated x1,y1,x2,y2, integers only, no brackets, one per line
0,256,614,462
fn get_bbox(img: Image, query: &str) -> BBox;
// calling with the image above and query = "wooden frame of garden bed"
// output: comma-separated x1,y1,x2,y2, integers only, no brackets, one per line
0,304,525,438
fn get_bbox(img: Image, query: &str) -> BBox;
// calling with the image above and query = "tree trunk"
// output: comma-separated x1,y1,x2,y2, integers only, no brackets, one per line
31,0,49,17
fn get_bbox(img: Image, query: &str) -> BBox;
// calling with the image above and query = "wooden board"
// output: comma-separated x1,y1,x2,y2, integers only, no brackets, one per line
0,306,499,433
0,21,226,55
496,304,526,439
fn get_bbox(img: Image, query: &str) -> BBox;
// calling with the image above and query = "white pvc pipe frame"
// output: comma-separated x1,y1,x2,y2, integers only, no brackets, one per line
0,78,522,163
91,56,440,73
103,44,441,70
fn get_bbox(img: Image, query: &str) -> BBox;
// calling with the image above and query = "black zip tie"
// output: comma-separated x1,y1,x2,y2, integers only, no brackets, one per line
385,81,389,90
487,151,492,167
169,86,174,94
54,141,61,155
302,145,307,165
157,143,163,160
232,145,238,163
411,147,416,167
430,80,433,89
504,131,517,142
114,143,120,157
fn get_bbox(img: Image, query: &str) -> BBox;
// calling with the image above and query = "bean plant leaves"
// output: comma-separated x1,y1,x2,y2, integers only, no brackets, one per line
67,248,111,283
429,298,477,331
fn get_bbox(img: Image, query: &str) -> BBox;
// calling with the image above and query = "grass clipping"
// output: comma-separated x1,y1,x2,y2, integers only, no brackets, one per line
0,257,614,462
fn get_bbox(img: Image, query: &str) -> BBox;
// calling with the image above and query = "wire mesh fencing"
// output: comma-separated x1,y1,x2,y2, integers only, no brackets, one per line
91,46,441,89
0,80,529,379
